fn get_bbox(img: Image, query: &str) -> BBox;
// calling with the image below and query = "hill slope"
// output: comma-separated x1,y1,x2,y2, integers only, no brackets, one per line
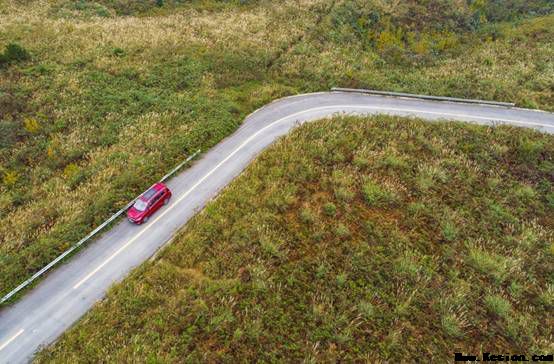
1,0,553,298
37,116,554,362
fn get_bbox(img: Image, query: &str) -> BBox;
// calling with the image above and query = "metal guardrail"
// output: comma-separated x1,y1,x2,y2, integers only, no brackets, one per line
331,87,516,107
0,149,201,305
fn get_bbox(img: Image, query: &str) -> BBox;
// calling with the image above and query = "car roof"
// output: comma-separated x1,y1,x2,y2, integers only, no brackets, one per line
140,183,166,201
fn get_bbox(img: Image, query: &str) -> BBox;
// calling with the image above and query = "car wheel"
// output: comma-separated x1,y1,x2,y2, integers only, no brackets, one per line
164,197,170,205
143,216,149,223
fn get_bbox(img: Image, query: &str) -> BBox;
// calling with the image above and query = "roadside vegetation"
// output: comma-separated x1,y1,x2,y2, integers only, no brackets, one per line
1,0,553,299
37,115,554,362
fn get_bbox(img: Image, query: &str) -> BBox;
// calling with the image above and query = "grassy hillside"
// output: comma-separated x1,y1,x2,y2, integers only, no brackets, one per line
0,0,327,298
1,0,553,298
36,115,553,362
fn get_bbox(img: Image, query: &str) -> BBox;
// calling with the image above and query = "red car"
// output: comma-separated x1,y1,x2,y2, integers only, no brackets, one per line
127,183,172,224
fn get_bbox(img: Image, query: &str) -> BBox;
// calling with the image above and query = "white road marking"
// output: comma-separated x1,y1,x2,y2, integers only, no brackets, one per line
0,329,24,352
72,104,552,289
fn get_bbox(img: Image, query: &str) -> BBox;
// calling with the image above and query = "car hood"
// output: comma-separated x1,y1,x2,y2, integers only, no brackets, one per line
127,207,145,220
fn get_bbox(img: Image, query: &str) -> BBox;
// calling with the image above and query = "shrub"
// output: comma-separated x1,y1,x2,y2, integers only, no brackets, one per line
376,29,404,53
323,202,337,216
299,207,316,224
335,223,350,238
2,170,18,188
358,300,375,320
4,43,30,62
538,284,553,308
508,281,523,299
315,263,328,279
412,37,431,56
330,1,379,40
63,163,80,182
0,43,30,67
513,184,536,202
441,313,464,338
484,294,512,320
112,47,126,57
362,180,397,207
488,201,515,224
517,139,544,163
260,238,282,259
334,186,355,202
380,154,408,171
467,247,510,284
353,154,370,168
407,202,426,218
546,192,554,209
441,221,458,242
336,272,348,286
435,31,460,51
55,0,114,17
23,117,41,134
416,174,434,192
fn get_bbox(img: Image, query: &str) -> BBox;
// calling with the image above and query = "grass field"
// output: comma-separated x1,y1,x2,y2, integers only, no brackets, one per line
1,0,553,299
36,115,554,362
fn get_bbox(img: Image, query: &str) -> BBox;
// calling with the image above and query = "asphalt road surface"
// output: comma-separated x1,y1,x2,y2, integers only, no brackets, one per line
1,91,553,363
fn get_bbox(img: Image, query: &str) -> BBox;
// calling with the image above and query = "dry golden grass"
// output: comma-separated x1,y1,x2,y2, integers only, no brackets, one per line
0,1,316,66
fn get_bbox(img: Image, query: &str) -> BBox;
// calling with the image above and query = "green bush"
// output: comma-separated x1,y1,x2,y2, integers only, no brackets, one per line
0,43,30,67
467,247,509,284
299,207,316,224
358,300,375,320
441,313,464,338
517,139,544,163
484,294,512,320
334,186,355,202
546,192,554,208
4,43,30,62
323,202,337,216
441,221,458,242
335,223,350,238
362,180,397,207
538,284,553,308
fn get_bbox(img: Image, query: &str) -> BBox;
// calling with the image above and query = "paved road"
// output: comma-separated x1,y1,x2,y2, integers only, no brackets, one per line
1,91,553,363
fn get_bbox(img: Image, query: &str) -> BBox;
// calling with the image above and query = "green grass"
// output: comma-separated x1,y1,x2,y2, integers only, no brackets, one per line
485,294,513,320
362,179,398,207
36,115,554,362
0,0,553,300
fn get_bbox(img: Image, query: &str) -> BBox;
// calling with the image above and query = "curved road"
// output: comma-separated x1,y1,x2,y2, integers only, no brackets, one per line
1,91,553,363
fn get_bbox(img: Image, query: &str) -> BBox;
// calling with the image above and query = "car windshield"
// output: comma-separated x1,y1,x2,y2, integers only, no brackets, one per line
132,199,148,212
